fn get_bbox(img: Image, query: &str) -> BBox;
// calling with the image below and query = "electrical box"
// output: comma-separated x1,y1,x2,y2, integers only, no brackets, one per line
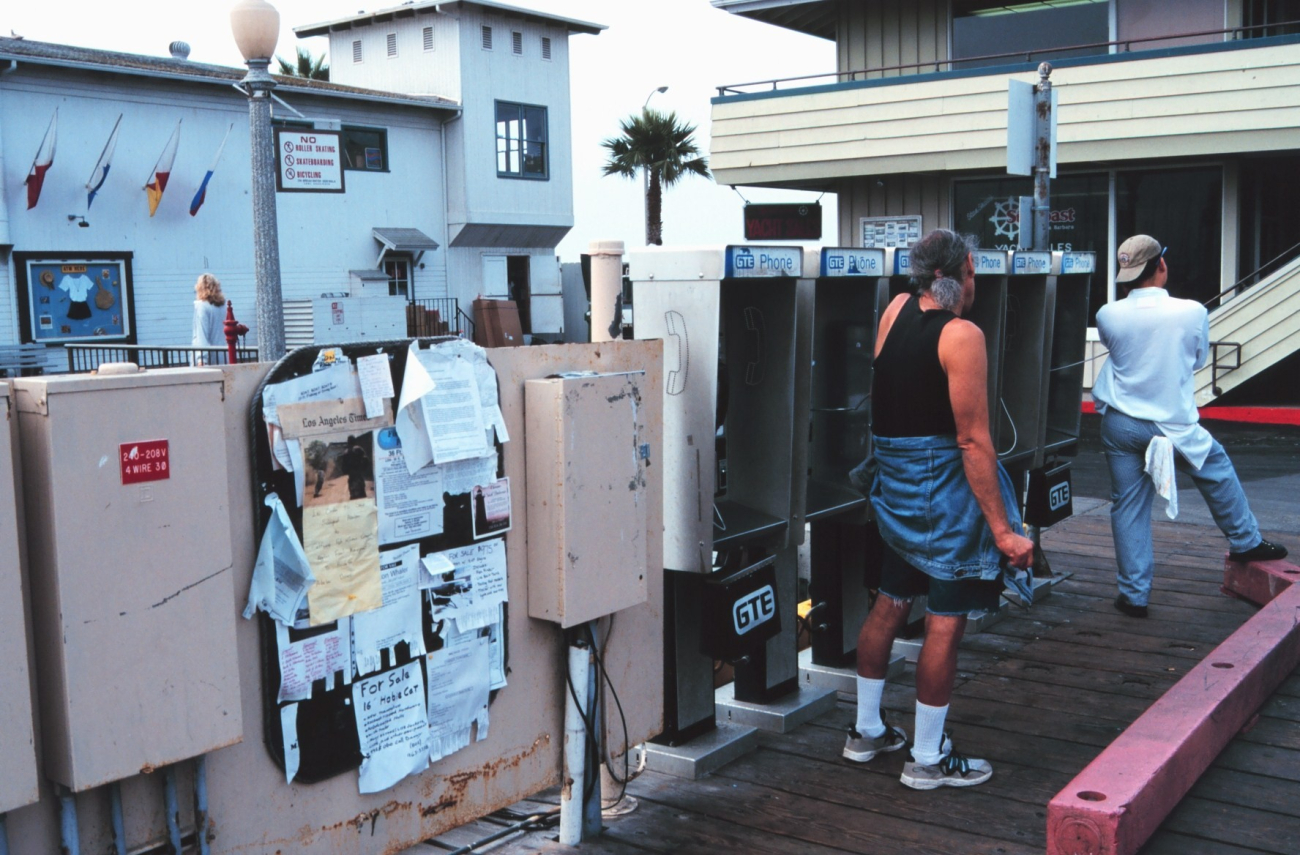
14,368,242,792
312,296,407,342
525,371,650,626
0,384,40,814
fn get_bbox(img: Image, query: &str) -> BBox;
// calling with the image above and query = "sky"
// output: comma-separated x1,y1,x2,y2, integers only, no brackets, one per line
3,0,836,262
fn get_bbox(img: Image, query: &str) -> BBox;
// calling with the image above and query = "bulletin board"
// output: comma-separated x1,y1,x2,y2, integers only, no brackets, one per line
250,338,511,787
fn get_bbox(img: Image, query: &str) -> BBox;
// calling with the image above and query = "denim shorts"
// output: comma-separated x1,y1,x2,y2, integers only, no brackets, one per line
878,544,1003,616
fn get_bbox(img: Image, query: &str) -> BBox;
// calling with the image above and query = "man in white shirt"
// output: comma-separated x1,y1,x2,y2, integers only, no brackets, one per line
1093,235,1287,618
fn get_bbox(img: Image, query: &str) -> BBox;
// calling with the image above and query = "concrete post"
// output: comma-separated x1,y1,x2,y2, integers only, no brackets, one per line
587,241,626,343
241,58,286,362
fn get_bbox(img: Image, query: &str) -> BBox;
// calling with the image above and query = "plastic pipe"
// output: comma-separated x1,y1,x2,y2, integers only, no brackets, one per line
110,783,126,855
559,638,591,845
163,767,182,855
194,755,211,855
58,787,80,855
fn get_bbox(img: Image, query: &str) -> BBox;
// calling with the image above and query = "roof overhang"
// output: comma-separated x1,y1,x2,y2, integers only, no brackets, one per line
710,0,835,41
373,227,440,266
296,0,605,39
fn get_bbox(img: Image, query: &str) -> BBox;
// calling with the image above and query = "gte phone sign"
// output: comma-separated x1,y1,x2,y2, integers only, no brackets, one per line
120,439,170,485
733,584,776,635
725,245,801,278
1049,480,1071,512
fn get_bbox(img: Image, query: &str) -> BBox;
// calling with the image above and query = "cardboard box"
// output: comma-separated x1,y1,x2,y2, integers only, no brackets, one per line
473,298,524,348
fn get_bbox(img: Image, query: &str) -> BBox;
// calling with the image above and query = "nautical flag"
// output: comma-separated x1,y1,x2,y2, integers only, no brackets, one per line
145,120,182,217
189,123,233,217
24,109,58,210
86,114,123,210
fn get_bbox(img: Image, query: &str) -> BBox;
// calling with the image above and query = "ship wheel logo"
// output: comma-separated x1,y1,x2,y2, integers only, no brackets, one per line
990,197,1021,245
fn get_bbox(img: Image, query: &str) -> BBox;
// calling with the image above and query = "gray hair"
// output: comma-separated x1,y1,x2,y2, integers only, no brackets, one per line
909,229,976,312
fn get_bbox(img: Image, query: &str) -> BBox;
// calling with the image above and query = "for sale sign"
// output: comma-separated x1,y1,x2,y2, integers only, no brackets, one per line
120,439,170,485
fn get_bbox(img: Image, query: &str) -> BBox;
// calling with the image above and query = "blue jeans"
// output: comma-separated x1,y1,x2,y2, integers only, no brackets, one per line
1100,409,1261,606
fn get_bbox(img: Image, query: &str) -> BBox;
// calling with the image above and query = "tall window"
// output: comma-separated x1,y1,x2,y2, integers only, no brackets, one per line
1117,167,1222,307
495,101,548,179
952,0,1109,69
383,259,411,298
1244,0,1300,37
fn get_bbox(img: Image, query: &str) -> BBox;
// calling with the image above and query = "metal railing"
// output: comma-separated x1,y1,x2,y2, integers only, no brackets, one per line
716,21,1300,97
66,344,260,373
1210,342,1243,397
407,297,466,337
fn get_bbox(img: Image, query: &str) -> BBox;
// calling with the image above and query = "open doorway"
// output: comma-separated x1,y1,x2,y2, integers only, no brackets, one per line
507,255,531,334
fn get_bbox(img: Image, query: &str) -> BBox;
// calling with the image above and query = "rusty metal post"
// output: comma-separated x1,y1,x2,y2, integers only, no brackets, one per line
194,755,211,855
1033,61,1053,253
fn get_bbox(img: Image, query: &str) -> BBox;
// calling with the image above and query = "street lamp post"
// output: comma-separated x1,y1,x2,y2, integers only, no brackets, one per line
642,85,667,246
231,0,286,362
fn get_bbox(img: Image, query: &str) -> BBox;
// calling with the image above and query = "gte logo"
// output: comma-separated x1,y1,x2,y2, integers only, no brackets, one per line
734,249,756,269
733,585,776,635
1049,481,1070,511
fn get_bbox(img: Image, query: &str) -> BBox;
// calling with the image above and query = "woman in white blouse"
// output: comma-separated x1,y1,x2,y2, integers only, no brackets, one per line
191,273,226,364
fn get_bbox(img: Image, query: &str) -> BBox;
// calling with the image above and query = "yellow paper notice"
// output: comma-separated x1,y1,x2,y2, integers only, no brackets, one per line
304,498,383,625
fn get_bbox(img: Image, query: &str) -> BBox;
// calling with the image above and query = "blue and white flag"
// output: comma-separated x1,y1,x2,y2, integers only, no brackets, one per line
190,123,233,217
85,114,123,210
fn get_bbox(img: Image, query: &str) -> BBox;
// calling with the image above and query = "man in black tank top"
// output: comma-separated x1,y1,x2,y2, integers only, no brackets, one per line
842,229,1033,791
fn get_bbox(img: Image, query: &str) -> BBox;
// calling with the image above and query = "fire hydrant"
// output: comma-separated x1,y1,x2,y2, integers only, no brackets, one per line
224,301,250,365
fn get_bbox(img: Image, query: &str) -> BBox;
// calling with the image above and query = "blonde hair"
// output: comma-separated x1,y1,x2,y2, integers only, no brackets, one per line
195,273,226,307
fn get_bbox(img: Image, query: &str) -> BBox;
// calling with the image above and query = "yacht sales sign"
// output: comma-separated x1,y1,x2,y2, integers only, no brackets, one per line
724,246,802,278
276,130,345,193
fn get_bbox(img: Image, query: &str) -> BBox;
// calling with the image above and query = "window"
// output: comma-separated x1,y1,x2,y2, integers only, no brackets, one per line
541,36,551,60
386,33,397,58
1245,0,1300,37
383,258,411,298
1117,167,1222,308
423,26,434,51
954,172,1109,322
481,25,492,50
342,126,388,171
352,39,363,63
512,31,523,55
495,101,548,179
952,0,1109,69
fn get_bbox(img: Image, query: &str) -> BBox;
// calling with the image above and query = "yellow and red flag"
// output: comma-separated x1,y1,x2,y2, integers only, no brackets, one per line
145,120,182,217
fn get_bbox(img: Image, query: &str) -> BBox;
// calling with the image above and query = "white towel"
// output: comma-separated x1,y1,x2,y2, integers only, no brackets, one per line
1144,435,1178,519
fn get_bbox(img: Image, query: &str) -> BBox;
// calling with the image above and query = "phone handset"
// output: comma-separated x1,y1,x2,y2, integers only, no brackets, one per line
743,306,765,386
664,310,689,396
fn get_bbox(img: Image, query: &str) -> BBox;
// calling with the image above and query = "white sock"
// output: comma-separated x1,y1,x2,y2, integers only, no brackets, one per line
911,701,950,765
854,676,886,737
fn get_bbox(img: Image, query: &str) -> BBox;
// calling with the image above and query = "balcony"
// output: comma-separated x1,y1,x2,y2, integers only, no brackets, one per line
710,33,1300,188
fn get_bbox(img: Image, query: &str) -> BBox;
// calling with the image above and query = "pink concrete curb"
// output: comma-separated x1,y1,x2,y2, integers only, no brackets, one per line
1221,556,1300,607
1046,580,1300,855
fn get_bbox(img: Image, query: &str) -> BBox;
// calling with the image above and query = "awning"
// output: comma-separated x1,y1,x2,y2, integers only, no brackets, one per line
372,227,440,266
348,268,390,282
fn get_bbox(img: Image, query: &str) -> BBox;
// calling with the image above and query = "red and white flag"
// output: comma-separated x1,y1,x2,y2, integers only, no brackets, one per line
145,120,182,217
24,109,58,210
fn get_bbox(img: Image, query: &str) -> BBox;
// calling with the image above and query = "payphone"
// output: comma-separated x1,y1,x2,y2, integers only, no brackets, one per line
630,245,832,774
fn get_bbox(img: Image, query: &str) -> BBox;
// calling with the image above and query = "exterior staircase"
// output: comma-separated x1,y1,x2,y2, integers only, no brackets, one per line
1194,254,1300,406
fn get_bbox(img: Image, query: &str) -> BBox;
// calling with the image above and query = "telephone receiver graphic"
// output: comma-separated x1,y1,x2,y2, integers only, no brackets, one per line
742,306,764,386
665,310,689,396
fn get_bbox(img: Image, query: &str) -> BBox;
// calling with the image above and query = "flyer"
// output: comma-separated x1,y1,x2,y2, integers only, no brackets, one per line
351,544,426,676
373,426,444,544
427,624,491,763
276,620,352,703
353,661,430,794
244,493,315,625
424,538,508,630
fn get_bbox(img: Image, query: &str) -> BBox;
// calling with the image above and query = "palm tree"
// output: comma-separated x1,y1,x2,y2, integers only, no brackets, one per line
601,109,711,246
276,47,329,81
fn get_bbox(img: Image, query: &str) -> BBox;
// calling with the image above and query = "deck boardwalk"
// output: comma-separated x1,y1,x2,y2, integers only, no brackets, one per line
415,505,1300,855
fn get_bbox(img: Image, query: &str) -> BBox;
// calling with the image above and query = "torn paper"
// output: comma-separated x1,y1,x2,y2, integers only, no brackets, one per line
374,426,445,544
354,661,430,794
427,624,491,763
488,606,507,691
352,544,427,676
398,342,491,467
303,496,383,625
244,493,316,624
282,703,300,785
276,619,352,702
358,353,395,419
425,538,508,629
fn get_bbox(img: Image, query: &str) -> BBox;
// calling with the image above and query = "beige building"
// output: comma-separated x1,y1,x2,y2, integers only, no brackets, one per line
711,0,1300,404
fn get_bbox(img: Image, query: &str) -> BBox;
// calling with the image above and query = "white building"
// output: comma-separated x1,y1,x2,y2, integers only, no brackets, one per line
710,0,1300,404
0,0,600,367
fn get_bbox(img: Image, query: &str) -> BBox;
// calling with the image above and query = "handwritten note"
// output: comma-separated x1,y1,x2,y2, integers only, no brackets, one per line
353,661,430,793
426,539,508,631
303,499,383,625
276,620,352,702
352,544,426,675
358,353,395,419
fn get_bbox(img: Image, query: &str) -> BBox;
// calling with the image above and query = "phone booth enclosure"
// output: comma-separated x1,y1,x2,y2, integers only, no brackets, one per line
14,370,242,792
0,384,40,814
1001,251,1053,467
